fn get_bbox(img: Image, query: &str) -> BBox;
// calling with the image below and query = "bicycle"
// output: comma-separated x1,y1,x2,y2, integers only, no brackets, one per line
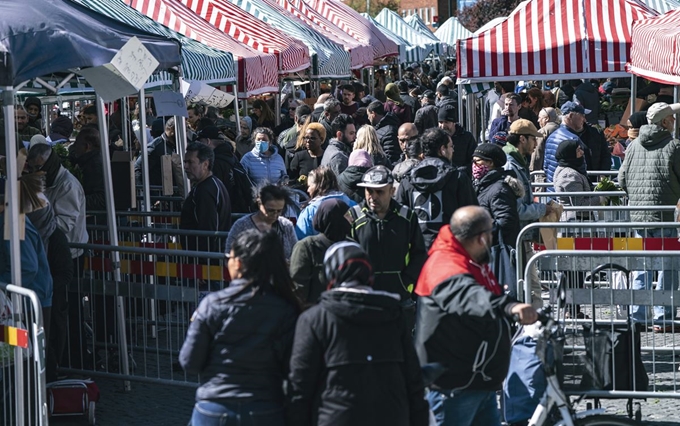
525,306,640,426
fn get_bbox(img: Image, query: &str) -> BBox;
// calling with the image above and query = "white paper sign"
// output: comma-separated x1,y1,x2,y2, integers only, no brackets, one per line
152,91,188,117
181,80,235,108
79,37,160,103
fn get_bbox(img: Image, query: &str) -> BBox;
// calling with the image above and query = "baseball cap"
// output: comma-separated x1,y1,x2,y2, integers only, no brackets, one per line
197,126,221,140
357,165,394,188
419,90,436,100
646,102,680,124
508,119,542,138
560,101,591,116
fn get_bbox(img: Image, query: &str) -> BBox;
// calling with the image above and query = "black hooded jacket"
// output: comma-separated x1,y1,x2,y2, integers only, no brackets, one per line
374,113,401,165
473,169,521,248
74,149,106,212
395,156,477,249
287,289,429,426
338,166,369,204
450,123,478,176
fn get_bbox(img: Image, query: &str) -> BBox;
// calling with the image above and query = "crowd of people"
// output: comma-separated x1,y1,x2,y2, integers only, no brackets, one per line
6,65,680,425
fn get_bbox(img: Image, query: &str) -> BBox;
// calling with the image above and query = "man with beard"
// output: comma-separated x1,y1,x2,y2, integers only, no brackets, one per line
488,93,522,142
414,206,538,426
24,96,44,133
320,114,356,177
16,105,42,143
396,128,476,249
438,105,477,176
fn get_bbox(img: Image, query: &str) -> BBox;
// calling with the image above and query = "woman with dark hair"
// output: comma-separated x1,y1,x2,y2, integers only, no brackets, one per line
180,229,301,426
294,166,355,240
240,127,288,186
250,99,276,130
287,241,429,426
225,184,297,259
290,198,351,305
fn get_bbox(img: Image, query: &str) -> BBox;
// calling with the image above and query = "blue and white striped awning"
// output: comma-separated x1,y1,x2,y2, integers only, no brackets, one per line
228,0,351,78
375,9,438,62
404,14,446,55
434,17,472,57
638,0,680,13
361,13,410,63
70,0,236,86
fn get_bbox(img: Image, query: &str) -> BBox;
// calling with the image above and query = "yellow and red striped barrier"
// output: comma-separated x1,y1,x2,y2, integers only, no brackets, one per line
0,325,28,348
556,237,680,251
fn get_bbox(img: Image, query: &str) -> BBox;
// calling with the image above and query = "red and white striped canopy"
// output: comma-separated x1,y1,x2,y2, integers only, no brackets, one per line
126,0,280,97
268,0,373,69
179,0,311,75
303,0,398,61
628,9,680,84
457,0,657,83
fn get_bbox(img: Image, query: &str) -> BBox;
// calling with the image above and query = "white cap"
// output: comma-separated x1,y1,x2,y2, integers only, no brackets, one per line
646,102,680,124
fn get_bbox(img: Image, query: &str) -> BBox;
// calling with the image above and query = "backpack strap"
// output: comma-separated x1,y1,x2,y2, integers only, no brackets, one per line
350,204,364,220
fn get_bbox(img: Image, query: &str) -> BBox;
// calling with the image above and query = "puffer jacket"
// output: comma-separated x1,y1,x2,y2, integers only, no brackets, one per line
474,169,521,248
554,166,602,221
619,124,680,222
179,279,298,403
286,289,429,426
374,113,401,164
321,138,351,177
395,156,477,249
414,225,516,392
503,144,546,231
543,125,582,183
240,147,287,186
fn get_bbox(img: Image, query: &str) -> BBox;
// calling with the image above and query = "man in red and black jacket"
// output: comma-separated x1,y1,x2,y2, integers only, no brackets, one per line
413,206,537,426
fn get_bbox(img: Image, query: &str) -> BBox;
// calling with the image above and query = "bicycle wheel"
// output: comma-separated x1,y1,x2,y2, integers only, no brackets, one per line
575,414,640,425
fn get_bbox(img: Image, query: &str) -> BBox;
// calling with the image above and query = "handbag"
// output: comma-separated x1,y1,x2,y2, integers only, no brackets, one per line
489,231,518,298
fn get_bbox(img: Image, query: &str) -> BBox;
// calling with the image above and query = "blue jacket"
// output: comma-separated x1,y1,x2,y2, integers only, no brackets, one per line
295,192,356,240
0,216,53,307
240,148,287,186
488,116,511,142
543,125,585,184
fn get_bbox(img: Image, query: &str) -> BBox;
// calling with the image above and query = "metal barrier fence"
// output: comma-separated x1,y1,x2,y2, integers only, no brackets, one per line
61,235,230,389
0,284,48,426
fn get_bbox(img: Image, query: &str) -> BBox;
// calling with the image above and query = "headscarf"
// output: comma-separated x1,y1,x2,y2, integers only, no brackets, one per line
555,139,588,179
323,241,374,288
348,149,373,168
40,149,62,188
384,83,403,106
627,111,647,139
313,198,350,242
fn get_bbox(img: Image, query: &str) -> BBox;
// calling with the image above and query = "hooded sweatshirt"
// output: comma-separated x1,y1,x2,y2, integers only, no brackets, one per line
395,156,477,248
619,123,680,222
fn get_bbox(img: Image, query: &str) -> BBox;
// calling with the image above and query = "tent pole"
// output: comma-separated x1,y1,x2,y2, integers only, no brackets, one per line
121,97,130,151
630,75,637,116
3,87,26,425
96,94,132,392
173,76,190,199
233,86,241,137
275,81,282,127
457,83,464,126
675,85,680,137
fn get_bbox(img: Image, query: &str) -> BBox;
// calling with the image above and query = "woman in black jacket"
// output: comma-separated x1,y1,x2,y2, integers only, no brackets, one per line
287,241,429,426
180,229,302,426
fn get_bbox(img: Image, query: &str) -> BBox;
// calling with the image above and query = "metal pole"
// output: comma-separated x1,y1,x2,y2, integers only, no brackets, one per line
121,97,130,151
675,85,679,138
457,83,464,126
2,87,25,425
95,94,132,392
233,86,241,137
630,75,637,116
174,77,190,198
275,81,282,127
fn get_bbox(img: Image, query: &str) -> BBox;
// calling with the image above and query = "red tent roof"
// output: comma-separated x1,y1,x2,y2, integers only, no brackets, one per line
126,0,279,97
628,8,680,84
457,0,657,83
180,0,311,74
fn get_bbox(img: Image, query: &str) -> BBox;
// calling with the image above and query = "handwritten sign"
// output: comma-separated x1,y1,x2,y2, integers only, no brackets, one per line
181,80,235,108
79,37,160,102
152,92,188,117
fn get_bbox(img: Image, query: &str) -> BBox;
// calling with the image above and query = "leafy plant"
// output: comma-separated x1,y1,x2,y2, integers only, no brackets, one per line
52,143,82,182
594,177,621,206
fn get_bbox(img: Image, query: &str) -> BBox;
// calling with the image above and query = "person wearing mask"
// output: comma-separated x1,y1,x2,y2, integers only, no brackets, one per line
225,185,298,260
338,149,373,204
240,127,287,186
321,114,356,177
289,123,326,181
349,166,427,328
414,206,537,426
71,126,106,212
355,121,392,168
384,83,413,124
414,90,438,134
295,166,355,240
530,107,561,173
437,105,477,176
619,102,680,332
180,229,302,426
250,99,276,131
396,128,477,249
180,142,232,253
286,241,429,426
235,117,254,158
289,199,351,306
